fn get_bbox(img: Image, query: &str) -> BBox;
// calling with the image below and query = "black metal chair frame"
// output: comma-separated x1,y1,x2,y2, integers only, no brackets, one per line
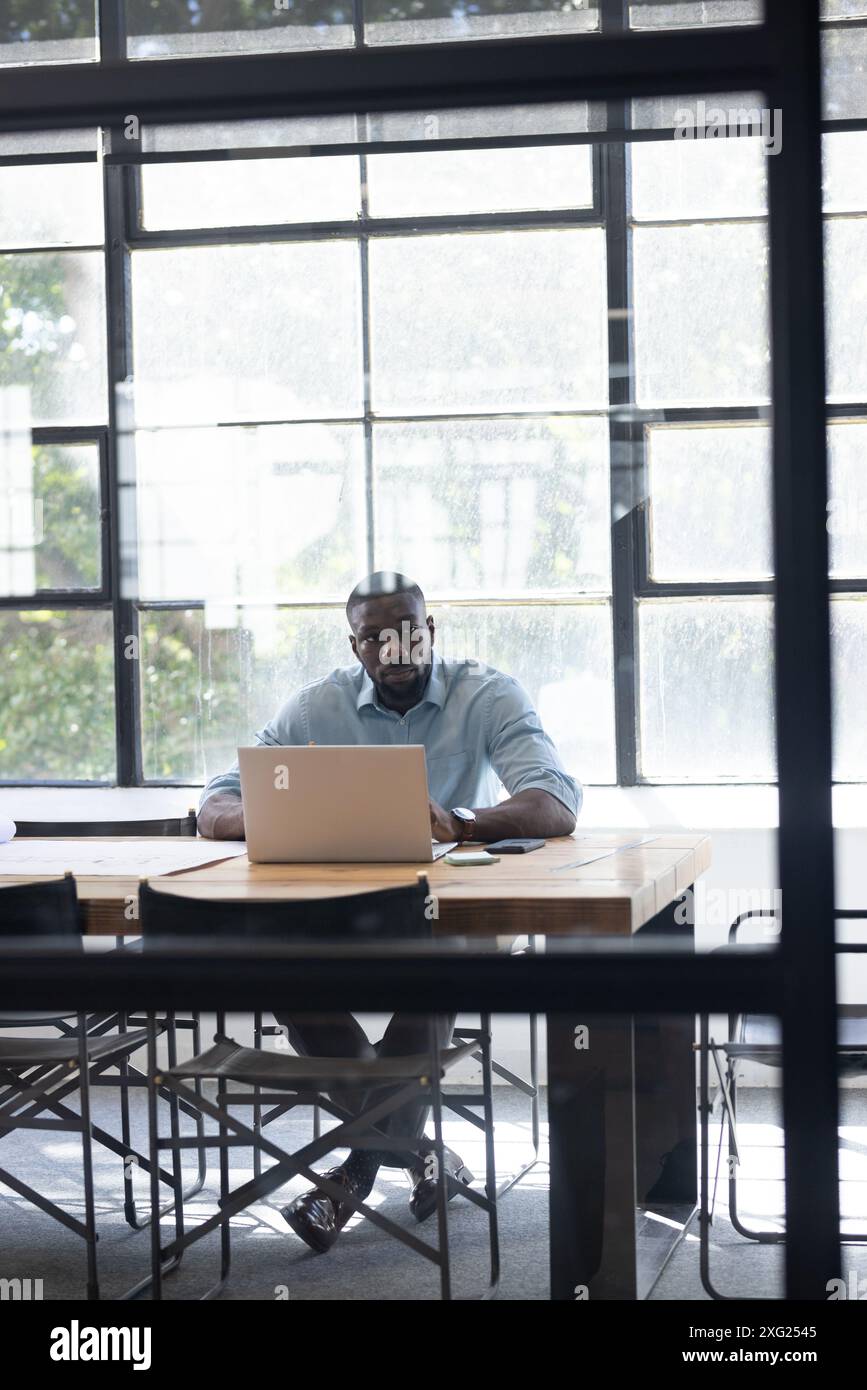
0,876,186,1300
252,932,542,1201
138,875,500,1301
13,813,198,839
699,908,867,1300
6,813,207,1230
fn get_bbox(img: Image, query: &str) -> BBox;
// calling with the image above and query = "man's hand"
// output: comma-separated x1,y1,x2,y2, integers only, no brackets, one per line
429,798,461,843
197,792,245,841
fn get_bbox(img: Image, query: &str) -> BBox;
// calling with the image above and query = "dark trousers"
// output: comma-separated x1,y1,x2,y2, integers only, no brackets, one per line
271,1010,456,1169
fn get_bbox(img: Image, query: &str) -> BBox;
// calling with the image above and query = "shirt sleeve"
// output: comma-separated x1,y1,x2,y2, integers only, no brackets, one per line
485,675,582,819
198,692,308,811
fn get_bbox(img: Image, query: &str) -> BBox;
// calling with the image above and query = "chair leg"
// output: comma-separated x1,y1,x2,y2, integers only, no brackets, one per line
118,1010,137,1228
480,1013,501,1296
201,1009,233,1302
122,1016,206,1232
253,1011,263,1180
528,934,540,1158
727,1069,785,1245
167,1017,185,1251
190,1013,207,1196
147,1015,164,1301
699,1014,778,1300
77,1014,100,1301
428,1014,451,1301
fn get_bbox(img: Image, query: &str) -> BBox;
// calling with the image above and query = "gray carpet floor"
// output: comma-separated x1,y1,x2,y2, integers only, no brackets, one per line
2,1082,865,1301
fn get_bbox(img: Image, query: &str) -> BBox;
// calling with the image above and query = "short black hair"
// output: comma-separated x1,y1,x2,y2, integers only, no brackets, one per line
345,571,425,623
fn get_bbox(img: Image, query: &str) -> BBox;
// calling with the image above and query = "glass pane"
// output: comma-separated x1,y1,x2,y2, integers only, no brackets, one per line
822,1,867,14
367,145,594,218
368,228,608,414
823,131,867,213
427,602,615,783
126,0,354,58
630,135,767,221
823,22,867,121
364,0,599,47
638,599,775,781
632,91,766,132
629,0,763,26
632,223,770,406
140,605,352,782
369,103,591,143
140,600,614,783
832,599,867,779
135,424,366,601
0,609,115,782
648,420,867,583
826,218,867,402
828,421,867,578
0,130,99,156
648,422,772,582
373,416,610,593
141,156,361,230
0,251,108,426
0,164,104,248
142,116,360,153
0,1,97,66
130,243,363,426
141,105,592,154
0,441,101,596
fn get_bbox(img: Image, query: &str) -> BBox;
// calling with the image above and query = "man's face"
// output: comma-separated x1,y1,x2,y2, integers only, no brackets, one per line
348,592,435,707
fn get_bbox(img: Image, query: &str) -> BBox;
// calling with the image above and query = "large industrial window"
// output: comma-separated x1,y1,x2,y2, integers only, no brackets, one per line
0,0,864,787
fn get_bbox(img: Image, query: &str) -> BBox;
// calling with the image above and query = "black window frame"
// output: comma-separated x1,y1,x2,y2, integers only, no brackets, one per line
0,1,858,794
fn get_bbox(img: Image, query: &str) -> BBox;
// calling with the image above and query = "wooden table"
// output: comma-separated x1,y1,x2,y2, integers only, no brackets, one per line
2,830,711,1300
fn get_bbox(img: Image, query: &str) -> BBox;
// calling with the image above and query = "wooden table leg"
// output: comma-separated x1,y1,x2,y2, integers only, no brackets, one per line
635,891,698,1209
547,887,698,1301
548,1011,638,1300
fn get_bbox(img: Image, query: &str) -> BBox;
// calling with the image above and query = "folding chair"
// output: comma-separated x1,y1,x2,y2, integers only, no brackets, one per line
253,940,542,1200
0,876,160,1299
138,875,500,1300
11,811,206,1229
699,907,867,1300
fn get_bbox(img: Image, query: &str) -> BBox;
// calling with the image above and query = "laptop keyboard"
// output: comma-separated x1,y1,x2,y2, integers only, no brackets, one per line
431,840,458,861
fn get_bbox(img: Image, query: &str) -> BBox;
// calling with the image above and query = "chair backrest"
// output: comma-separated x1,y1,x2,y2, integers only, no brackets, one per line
139,875,433,946
14,811,198,838
0,874,81,938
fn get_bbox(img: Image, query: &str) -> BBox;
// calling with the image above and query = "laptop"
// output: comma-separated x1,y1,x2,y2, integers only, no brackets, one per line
238,744,458,864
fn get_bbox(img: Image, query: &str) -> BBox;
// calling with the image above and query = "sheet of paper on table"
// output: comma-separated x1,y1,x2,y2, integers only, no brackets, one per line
0,840,248,877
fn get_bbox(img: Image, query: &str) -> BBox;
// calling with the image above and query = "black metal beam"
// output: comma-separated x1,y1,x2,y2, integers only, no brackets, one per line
98,0,140,786
601,0,640,787
765,0,840,1299
125,207,603,249
0,28,776,133
0,944,781,1015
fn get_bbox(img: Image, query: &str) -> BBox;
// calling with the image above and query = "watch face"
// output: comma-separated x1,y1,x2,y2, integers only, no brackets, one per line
452,807,475,823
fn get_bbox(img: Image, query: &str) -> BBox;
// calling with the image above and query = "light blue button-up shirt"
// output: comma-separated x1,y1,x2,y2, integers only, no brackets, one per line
200,655,581,819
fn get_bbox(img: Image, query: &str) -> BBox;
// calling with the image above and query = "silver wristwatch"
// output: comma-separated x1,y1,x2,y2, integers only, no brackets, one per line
451,807,477,843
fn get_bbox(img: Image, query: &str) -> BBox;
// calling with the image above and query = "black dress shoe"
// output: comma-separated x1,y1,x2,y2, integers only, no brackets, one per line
408,1147,474,1224
280,1167,366,1254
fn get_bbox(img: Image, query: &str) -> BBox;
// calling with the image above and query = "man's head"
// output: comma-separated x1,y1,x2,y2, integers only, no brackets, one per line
347,571,435,710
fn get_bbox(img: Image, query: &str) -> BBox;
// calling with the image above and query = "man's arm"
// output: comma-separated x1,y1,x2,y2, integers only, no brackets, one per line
430,673,581,843
197,791,244,841
430,786,575,843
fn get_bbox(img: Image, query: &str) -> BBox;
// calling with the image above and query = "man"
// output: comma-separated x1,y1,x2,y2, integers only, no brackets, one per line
199,571,581,1253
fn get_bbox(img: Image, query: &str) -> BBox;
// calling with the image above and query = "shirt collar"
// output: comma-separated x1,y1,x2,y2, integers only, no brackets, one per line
356,654,446,713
